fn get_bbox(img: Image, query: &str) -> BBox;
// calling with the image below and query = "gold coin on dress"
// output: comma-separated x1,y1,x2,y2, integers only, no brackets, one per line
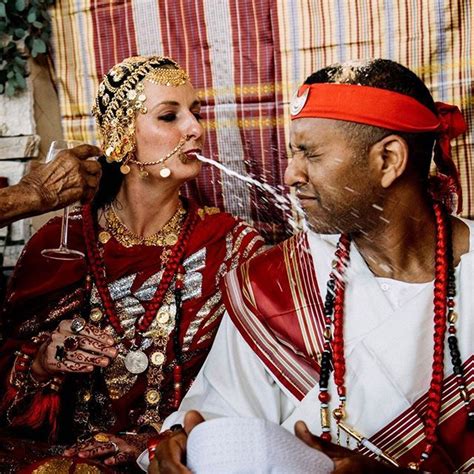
151,351,165,366
94,433,110,443
99,231,111,244
82,391,92,402
164,233,178,246
90,307,103,322
157,309,170,324
145,389,161,405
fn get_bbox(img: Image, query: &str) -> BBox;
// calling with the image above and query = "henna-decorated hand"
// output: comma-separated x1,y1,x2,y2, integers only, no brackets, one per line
63,433,139,467
294,421,411,473
31,319,118,381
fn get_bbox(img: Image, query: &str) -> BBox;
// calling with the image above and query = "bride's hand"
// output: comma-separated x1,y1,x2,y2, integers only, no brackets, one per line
64,433,140,466
31,318,117,380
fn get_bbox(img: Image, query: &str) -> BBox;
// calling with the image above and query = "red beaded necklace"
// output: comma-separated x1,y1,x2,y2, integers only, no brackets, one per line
318,202,466,469
81,203,197,349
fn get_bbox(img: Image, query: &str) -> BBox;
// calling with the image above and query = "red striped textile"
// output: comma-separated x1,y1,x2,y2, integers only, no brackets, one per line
222,232,325,399
50,0,474,243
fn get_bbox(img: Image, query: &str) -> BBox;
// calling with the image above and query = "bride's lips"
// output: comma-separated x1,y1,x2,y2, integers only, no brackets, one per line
183,149,201,160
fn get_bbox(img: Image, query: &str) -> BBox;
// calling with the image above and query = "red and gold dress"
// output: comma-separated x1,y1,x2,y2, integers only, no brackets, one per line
0,199,264,471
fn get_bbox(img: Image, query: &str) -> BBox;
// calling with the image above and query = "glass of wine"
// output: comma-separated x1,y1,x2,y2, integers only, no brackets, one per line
41,140,86,261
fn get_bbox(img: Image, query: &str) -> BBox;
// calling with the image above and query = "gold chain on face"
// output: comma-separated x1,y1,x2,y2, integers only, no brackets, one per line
104,203,187,247
128,135,189,169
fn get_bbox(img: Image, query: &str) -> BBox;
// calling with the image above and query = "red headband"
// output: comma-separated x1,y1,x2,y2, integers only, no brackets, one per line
291,83,466,213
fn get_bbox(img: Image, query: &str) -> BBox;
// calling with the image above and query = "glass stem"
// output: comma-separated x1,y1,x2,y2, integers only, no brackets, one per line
60,206,70,249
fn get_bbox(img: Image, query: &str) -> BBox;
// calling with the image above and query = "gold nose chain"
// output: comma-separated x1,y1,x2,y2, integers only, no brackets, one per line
122,135,190,178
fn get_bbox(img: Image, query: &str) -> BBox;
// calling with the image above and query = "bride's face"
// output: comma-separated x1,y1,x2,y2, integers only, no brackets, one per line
133,79,204,182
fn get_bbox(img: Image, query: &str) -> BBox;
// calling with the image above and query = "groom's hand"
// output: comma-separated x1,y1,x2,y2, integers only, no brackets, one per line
295,421,411,473
148,411,205,474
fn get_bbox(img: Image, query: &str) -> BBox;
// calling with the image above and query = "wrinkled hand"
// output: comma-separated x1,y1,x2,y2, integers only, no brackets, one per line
31,318,117,380
149,411,205,474
20,144,102,213
64,433,138,466
294,421,408,473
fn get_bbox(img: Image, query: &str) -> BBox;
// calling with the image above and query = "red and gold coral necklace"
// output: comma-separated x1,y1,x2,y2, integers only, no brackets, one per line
318,202,473,470
81,203,197,405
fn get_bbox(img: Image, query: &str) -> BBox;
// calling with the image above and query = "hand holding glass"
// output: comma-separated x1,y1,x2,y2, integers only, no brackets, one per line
41,140,86,261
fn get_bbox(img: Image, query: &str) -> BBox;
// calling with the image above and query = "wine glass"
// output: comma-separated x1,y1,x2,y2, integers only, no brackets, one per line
41,140,86,261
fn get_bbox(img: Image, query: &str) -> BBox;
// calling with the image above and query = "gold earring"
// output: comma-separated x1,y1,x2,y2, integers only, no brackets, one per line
120,163,131,175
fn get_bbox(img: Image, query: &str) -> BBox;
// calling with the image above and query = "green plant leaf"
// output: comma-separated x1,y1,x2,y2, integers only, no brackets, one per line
15,71,26,88
27,9,36,23
14,55,26,65
0,0,52,96
13,27,25,38
31,37,46,56
6,81,16,97
15,0,25,11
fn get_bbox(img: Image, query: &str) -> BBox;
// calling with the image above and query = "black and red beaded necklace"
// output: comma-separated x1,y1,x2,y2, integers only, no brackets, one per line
318,202,473,470
81,203,198,407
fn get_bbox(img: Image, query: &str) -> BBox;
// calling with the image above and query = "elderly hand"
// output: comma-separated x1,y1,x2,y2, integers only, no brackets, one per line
20,144,102,212
31,318,117,380
64,432,139,467
149,411,205,474
294,421,411,473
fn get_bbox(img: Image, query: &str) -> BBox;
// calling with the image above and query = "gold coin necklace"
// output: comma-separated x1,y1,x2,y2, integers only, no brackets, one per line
82,203,194,375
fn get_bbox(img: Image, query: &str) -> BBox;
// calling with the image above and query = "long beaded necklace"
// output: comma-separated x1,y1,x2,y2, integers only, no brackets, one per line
82,203,198,407
318,202,473,470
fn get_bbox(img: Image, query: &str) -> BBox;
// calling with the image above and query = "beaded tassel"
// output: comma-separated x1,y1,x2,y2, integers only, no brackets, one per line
445,218,474,431
172,265,186,408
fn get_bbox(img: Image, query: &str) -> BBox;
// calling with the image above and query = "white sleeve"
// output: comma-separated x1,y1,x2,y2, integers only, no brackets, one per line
136,312,297,471
162,311,296,429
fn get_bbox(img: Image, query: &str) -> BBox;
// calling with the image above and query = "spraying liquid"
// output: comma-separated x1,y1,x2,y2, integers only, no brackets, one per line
194,153,303,227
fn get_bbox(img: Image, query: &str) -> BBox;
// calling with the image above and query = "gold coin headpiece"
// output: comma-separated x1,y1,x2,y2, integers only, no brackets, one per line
92,55,190,163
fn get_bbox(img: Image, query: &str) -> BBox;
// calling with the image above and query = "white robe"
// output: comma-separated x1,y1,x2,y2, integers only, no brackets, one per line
138,219,474,471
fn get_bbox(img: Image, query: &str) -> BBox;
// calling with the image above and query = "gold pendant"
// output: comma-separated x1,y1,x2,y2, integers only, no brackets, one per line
120,164,131,174
157,309,170,324
145,389,161,405
151,351,166,366
98,231,111,244
164,232,178,246
90,307,103,322
139,169,149,178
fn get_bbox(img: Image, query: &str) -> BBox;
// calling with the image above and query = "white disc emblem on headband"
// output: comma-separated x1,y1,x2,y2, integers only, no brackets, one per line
290,88,310,116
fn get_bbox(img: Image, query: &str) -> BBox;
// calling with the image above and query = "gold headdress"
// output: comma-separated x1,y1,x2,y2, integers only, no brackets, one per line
92,56,190,164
